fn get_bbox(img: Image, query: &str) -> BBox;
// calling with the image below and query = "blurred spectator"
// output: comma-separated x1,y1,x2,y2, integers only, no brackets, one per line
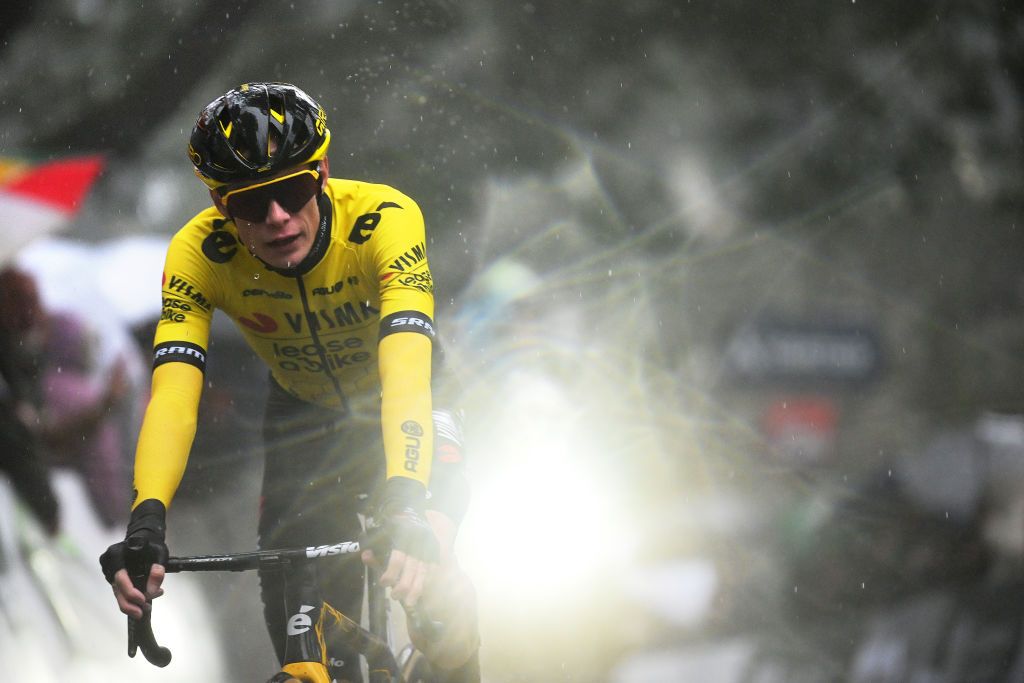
38,310,143,526
0,265,144,529
0,266,58,533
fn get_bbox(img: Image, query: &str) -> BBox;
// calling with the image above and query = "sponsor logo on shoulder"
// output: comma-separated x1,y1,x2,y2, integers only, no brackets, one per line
348,201,404,245
201,221,238,264
397,270,433,293
164,275,212,310
161,297,193,323
387,242,427,273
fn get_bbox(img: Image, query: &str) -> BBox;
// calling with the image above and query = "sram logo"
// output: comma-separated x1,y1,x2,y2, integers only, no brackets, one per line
306,542,360,558
389,315,435,336
287,604,317,636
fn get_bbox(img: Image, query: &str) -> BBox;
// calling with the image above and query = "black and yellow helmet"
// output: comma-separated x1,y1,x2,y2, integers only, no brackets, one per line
188,82,330,191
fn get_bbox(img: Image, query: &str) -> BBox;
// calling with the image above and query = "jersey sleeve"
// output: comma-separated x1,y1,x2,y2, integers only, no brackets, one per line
367,193,434,321
359,191,436,492
153,229,218,358
132,228,219,509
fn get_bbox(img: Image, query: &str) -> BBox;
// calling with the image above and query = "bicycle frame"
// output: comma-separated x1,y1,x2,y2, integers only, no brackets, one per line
124,539,406,682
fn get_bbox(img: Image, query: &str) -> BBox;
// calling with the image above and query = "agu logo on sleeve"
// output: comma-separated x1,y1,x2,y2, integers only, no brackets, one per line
401,420,424,473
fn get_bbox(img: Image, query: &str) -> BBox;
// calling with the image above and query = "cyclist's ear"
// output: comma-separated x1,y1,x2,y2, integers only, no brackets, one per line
318,156,329,187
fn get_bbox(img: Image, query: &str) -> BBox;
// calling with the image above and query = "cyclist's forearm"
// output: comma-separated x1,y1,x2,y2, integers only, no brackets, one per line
379,332,433,490
132,362,203,509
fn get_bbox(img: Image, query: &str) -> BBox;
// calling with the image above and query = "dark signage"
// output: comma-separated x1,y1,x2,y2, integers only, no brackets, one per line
723,316,883,387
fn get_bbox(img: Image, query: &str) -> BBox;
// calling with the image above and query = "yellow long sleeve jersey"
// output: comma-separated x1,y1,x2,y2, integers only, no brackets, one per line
133,178,435,508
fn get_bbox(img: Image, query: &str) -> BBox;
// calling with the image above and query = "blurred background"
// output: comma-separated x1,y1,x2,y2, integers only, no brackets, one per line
1,0,1023,681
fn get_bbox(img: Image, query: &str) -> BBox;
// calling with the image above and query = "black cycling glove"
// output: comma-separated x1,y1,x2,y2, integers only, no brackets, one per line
375,477,439,564
99,498,169,585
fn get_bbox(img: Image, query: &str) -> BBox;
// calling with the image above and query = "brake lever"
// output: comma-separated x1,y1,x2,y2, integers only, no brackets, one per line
124,538,172,667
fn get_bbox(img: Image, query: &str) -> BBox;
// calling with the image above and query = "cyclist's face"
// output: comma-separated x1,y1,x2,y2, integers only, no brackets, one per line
213,157,329,270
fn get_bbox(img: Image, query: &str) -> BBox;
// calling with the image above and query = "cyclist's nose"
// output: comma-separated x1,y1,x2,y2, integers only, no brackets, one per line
264,199,291,224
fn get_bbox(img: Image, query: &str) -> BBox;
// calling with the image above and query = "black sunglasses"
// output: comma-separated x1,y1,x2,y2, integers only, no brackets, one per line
222,169,321,223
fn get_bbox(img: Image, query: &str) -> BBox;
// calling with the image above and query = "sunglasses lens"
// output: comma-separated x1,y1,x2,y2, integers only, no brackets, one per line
227,172,319,222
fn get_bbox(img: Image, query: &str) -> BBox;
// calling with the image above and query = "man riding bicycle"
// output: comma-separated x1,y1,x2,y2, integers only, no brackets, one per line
100,82,480,683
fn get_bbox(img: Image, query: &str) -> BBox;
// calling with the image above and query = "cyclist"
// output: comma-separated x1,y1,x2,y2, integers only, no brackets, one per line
99,82,479,682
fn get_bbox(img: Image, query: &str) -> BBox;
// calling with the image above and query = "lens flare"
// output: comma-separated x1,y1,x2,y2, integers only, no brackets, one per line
458,372,635,607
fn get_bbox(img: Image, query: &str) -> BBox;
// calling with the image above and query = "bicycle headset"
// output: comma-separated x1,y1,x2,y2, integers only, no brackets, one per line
187,81,331,192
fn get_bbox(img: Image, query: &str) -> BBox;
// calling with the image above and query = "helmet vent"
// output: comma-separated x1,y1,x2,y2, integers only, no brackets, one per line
189,82,330,188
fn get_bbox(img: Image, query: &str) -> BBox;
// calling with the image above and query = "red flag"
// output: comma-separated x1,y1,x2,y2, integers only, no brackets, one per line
0,155,105,265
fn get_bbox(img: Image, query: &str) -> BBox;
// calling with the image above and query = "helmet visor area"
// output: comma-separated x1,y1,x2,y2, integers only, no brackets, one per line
222,169,320,223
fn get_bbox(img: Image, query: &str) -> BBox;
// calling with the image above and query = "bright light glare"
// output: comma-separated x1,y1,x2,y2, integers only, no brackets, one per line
459,373,634,605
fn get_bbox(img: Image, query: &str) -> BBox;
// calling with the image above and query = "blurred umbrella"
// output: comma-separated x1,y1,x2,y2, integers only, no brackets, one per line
17,235,168,329
0,155,104,266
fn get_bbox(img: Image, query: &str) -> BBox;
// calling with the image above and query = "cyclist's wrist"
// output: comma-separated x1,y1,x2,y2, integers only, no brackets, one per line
381,476,428,517
100,499,169,584
126,498,167,542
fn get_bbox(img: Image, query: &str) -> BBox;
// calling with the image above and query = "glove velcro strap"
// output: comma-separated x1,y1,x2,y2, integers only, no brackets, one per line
126,498,167,541
382,476,428,517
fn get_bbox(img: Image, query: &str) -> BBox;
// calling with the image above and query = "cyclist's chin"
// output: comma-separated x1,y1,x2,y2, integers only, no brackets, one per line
256,237,312,269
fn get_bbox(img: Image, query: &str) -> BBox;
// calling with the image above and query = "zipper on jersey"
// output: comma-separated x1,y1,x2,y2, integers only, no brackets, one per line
295,274,350,414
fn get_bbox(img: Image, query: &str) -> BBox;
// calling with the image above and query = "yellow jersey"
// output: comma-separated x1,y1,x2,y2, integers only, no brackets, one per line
135,178,436,507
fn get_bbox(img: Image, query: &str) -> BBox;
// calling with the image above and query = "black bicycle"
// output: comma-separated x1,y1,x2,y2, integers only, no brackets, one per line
123,534,437,683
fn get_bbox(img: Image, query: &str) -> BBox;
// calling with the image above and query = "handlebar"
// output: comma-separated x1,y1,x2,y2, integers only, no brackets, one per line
124,540,362,669
165,540,362,574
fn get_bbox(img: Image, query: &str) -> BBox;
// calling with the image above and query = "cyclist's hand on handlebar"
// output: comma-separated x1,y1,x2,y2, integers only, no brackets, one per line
379,507,439,606
363,478,440,607
98,499,169,620
108,564,166,620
